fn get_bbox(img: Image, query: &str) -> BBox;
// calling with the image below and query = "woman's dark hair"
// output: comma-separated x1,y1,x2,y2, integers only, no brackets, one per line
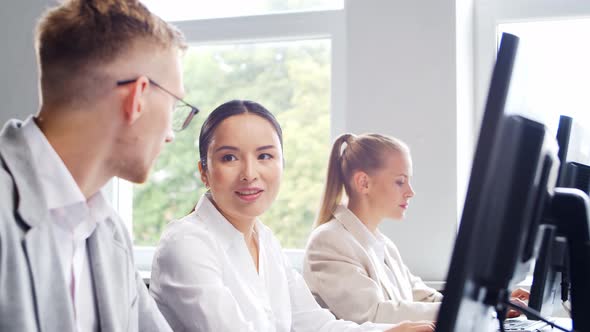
199,100,283,170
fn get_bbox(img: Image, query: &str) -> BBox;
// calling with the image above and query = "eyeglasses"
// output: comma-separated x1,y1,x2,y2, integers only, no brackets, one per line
116,78,200,132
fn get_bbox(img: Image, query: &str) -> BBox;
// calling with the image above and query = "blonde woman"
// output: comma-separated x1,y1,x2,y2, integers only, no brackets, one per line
303,133,530,325
303,133,442,325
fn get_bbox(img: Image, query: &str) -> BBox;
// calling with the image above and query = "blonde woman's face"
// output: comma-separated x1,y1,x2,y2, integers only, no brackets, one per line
202,113,283,223
367,151,415,220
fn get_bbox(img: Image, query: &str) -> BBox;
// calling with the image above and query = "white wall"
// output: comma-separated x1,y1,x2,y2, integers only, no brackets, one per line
0,0,49,125
342,0,474,281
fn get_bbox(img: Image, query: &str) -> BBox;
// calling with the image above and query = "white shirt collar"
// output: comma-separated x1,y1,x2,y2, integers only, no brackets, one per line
194,192,261,250
21,116,112,231
333,205,386,259
21,116,86,210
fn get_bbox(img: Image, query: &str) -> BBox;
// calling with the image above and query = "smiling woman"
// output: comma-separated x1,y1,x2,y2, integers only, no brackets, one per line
128,39,332,248
197,100,284,234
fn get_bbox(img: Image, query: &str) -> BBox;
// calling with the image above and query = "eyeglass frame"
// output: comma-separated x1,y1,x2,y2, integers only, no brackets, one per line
116,77,200,132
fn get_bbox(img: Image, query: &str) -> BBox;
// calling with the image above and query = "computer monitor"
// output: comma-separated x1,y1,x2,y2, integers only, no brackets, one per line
556,115,590,192
561,162,590,192
434,32,561,332
534,115,590,331
526,223,567,318
550,188,590,332
527,115,590,319
555,115,590,191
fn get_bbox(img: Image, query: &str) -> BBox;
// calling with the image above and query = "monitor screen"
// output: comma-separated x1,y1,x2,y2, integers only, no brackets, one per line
555,115,590,191
530,114,590,330
550,188,590,331
434,32,560,332
526,115,590,318
526,224,567,318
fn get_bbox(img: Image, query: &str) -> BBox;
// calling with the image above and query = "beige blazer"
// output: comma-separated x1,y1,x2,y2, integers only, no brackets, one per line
303,205,443,324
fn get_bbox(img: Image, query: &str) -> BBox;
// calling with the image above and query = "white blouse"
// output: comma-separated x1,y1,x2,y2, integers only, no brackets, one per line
149,194,394,332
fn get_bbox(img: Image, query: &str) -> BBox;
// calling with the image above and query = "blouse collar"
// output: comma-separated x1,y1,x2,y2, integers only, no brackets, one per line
194,192,262,251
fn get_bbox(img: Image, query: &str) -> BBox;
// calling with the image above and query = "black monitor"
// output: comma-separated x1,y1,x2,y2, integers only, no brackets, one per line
556,115,590,192
435,32,561,331
528,115,590,331
550,188,590,332
561,162,590,193
526,223,567,318
527,115,590,319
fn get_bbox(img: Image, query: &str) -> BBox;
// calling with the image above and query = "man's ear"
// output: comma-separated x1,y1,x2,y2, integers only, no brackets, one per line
122,76,150,125
352,171,370,195
198,160,209,188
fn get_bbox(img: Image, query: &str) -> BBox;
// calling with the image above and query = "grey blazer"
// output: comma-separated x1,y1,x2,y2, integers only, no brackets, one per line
0,120,171,332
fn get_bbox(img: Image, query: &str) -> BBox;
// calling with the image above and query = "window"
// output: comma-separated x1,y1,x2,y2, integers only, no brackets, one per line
474,0,590,132
113,5,343,252
498,19,590,133
473,2,590,286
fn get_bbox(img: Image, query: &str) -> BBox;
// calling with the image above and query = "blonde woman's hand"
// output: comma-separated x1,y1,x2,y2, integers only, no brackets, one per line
386,320,436,332
510,288,530,302
507,287,530,318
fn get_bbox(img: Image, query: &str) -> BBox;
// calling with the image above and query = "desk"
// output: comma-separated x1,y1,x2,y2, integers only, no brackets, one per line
549,318,572,331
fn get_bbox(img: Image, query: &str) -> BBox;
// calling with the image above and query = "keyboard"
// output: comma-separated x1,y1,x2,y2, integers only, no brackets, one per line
502,318,550,332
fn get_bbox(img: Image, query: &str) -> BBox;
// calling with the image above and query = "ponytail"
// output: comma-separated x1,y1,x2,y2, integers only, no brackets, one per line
314,132,410,229
314,134,354,228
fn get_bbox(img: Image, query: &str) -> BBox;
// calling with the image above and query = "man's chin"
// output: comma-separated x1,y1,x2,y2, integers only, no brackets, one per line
119,169,149,184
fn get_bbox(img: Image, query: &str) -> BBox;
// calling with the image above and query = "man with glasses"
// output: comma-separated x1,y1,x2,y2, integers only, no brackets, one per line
117,78,199,133
0,1,198,331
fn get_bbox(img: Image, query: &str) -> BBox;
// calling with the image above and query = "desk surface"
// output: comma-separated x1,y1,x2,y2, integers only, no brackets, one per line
550,318,572,330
